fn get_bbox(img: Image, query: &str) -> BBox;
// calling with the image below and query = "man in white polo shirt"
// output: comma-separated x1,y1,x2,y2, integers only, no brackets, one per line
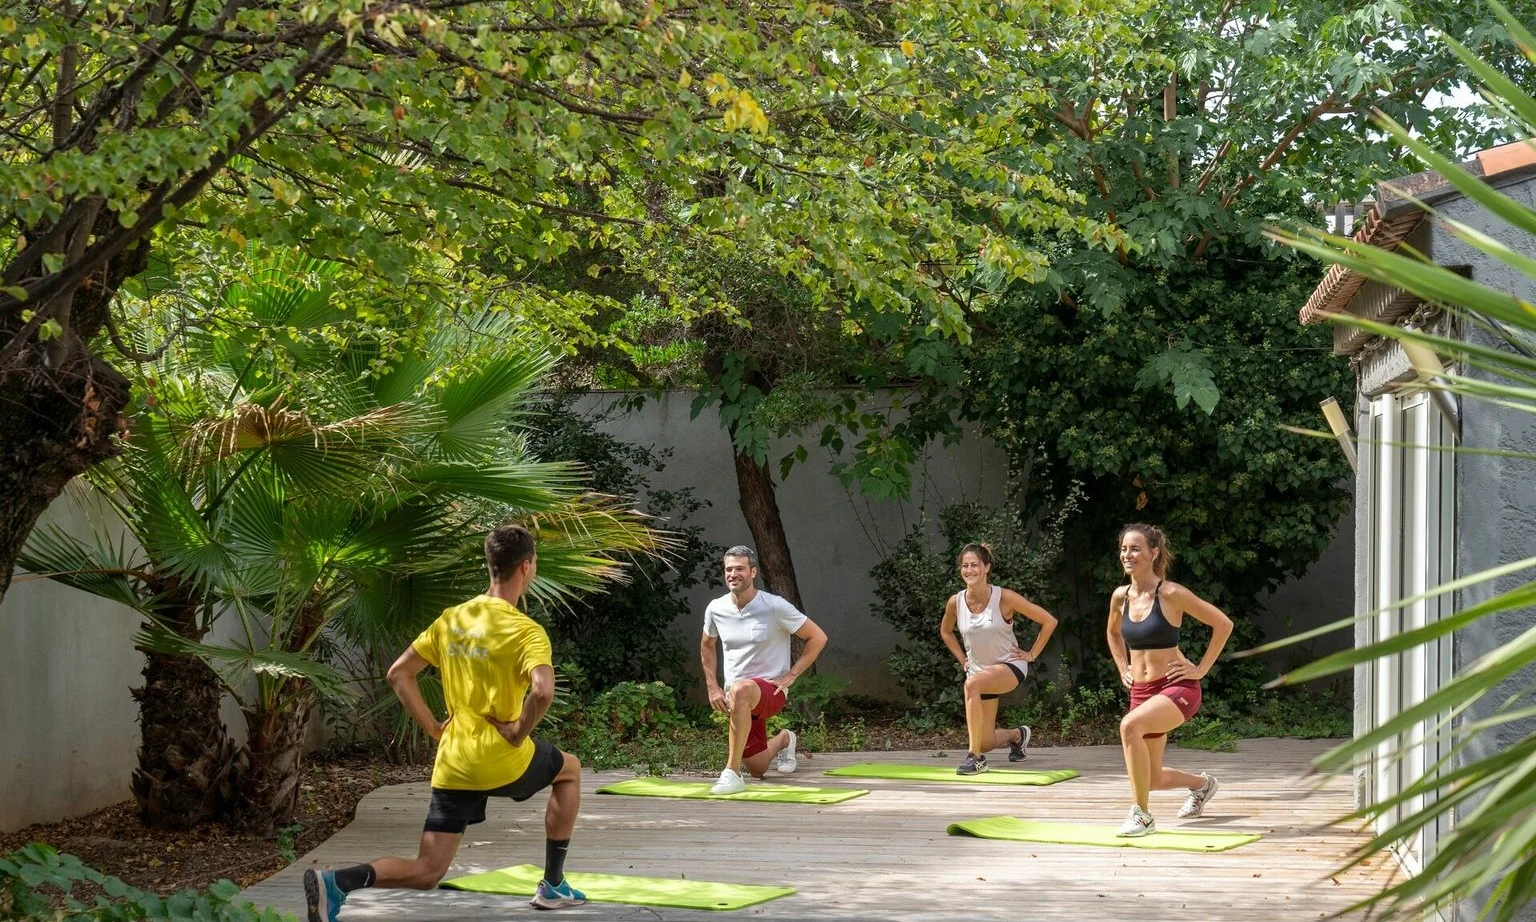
701,545,829,794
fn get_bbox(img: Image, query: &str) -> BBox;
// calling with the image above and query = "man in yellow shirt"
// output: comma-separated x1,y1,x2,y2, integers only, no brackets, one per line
304,524,586,919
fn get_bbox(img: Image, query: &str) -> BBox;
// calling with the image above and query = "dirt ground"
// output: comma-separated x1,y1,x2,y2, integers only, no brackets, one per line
0,753,428,896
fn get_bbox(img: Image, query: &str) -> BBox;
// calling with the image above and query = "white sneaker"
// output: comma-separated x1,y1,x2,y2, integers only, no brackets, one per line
1177,772,1219,818
1115,805,1156,837
710,767,746,795
772,730,798,774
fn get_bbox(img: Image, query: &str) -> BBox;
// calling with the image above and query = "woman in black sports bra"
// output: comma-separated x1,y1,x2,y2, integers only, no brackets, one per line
1105,523,1233,838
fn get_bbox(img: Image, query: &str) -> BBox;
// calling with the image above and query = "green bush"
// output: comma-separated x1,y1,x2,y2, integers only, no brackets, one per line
0,843,288,922
959,245,1353,717
556,680,693,771
588,681,687,742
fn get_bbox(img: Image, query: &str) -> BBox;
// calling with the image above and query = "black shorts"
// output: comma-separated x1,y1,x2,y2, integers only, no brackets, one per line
425,738,566,834
980,661,1029,701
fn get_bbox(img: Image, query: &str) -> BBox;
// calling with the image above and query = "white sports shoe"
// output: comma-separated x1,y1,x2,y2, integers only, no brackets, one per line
1177,772,1219,818
710,767,746,795
772,730,799,774
1115,805,1156,838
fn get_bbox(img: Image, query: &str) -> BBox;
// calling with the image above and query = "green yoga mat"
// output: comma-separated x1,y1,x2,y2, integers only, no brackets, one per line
946,816,1260,852
597,776,869,804
823,763,1079,786
441,864,795,910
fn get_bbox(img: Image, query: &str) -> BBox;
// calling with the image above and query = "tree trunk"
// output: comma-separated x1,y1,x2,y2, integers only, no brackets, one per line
731,449,804,611
132,580,240,829
234,684,314,836
0,235,145,605
131,644,241,829
0,352,131,605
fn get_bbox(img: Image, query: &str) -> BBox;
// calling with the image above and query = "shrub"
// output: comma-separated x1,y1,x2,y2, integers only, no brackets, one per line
0,843,287,922
588,681,687,742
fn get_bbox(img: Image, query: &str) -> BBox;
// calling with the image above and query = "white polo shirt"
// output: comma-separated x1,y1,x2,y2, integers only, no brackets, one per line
703,589,808,687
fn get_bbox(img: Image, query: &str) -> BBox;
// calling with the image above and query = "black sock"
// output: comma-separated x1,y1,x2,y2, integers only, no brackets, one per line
332,864,375,893
544,839,570,886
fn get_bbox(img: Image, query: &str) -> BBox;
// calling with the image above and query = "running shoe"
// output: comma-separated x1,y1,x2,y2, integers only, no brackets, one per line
772,729,799,774
531,878,587,910
956,752,989,775
1177,772,1219,818
709,767,746,794
1007,725,1032,762
303,869,346,922
1115,805,1156,838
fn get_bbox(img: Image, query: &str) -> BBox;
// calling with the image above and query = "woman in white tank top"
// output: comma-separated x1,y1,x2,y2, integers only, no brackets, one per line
939,543,1058,775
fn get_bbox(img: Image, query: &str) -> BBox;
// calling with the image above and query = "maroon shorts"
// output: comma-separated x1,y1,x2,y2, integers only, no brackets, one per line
743,678,787,758
1129,676,1202,739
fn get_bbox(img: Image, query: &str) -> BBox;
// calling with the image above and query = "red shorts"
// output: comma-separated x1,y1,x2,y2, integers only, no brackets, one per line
1129,676,1202,739
743,678,787,758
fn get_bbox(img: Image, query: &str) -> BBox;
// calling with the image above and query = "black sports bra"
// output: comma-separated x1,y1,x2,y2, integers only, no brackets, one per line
1120,582,1180,650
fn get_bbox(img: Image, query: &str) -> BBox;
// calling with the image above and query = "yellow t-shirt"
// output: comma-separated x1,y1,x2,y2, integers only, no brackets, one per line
412,595,553,790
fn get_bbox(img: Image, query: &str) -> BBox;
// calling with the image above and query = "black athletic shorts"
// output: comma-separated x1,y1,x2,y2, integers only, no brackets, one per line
980,661,1029,701
424,738,565,834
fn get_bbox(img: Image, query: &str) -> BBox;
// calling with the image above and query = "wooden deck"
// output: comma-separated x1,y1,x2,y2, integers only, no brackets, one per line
241,739,1399,921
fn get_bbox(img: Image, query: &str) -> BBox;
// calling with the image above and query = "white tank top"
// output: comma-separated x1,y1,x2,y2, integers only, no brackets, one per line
955,586,1024,668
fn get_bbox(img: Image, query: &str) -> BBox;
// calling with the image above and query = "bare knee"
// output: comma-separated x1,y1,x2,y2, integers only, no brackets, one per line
963,675,983,699
729,679,757,711
1119,714,1144,743
559,751,582,777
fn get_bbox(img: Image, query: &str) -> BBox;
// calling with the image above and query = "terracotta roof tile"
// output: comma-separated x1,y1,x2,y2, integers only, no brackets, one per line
1297,203,1424,325
1297,140,1535,327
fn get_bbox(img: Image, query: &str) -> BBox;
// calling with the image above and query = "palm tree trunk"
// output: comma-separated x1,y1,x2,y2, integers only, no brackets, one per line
234,684,314,835
131,633,240,829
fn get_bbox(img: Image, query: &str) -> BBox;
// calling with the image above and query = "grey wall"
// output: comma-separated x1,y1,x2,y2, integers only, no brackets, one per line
1429,189,1536,922
1258,502,1357,670
0,489,324,834
2,391,1359,830
0,489,145,833
1432,190,1536,769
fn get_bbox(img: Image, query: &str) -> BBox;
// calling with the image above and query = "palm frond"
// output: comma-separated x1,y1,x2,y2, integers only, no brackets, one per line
17,524,151,612
522,496,671,602
408,460,584,508
184,401,417,494
424,349,560,460
135,627,353,705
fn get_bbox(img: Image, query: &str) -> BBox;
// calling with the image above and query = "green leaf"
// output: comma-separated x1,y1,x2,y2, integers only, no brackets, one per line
1134,341,1220,413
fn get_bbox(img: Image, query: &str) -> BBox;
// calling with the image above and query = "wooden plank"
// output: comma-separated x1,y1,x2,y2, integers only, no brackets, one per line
240,739,1402,921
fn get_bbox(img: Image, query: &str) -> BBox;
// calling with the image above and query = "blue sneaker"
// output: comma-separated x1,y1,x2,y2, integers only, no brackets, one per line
531,878,587,910
303,869,347,922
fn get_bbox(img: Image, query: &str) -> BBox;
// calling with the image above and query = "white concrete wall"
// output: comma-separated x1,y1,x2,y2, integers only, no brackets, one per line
0,487,145,832
0,487,282,833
